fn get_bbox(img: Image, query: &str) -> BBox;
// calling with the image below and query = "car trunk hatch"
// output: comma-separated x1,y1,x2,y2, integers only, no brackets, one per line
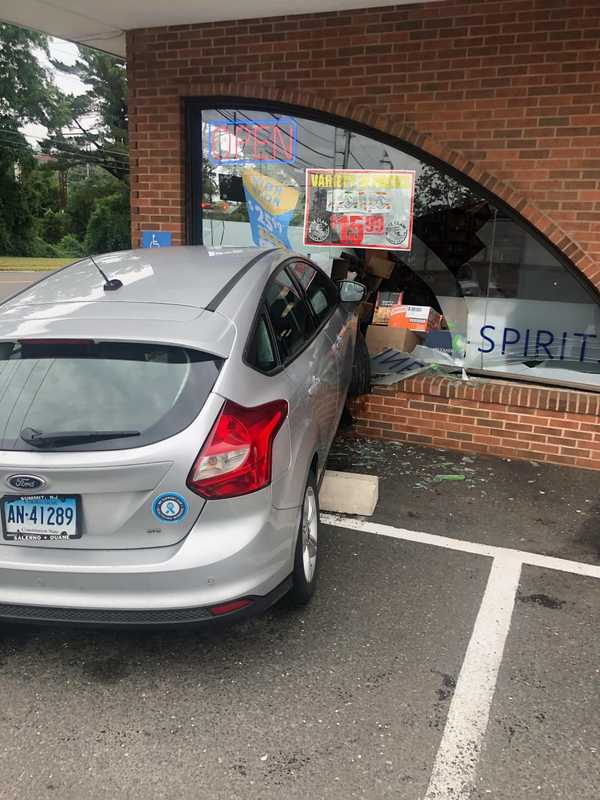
0,339,225,549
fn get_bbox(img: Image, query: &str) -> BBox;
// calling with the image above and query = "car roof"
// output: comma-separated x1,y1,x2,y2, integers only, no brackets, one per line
0,246,273,312
0,246,284,358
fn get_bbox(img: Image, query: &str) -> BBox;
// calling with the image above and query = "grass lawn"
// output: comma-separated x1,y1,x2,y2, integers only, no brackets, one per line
0,256,75,271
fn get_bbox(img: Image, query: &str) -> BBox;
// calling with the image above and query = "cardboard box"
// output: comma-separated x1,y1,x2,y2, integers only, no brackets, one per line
389,305,442,333
364,251,395,279
372,291,404,325
366,324,420,355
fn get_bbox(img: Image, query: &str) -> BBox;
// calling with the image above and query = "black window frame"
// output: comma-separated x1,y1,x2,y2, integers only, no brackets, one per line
243,257,340,376
244,307,281,376
262,264,317,366
286,258,340,332
185,97,599,304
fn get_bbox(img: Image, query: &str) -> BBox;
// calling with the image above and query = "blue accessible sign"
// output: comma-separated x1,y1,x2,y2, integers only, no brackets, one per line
141,231,172,248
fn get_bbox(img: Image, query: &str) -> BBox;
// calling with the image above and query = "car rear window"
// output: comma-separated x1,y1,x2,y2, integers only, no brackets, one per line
0,340,222,451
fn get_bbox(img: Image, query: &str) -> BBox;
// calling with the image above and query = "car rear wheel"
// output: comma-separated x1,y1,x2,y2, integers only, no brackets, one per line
288,474,319,606
348,330,371,397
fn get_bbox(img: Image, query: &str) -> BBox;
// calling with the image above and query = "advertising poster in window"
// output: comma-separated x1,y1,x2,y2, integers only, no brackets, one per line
242,167,299,249
303,169,415,251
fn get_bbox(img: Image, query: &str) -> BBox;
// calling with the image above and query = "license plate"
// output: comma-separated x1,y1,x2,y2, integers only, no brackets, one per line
1,495,81,542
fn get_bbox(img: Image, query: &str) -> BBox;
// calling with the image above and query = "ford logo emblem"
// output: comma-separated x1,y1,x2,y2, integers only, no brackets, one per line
6,474,46,491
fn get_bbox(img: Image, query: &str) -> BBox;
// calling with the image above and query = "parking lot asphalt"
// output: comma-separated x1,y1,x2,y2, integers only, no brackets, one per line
328,434,600,564
0,437,598,799
0,269,599,798
473,566,600,800
0,533,490,800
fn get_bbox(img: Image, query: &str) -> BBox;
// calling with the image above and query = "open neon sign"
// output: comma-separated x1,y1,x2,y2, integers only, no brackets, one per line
208,118,297,165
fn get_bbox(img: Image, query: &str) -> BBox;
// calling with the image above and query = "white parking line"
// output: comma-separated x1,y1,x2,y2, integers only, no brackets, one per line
321,514,600,579
321,513,600,798
424,555,521,799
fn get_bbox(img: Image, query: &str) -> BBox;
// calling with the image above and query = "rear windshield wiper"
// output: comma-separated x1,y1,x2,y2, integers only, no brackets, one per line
20,427,141,448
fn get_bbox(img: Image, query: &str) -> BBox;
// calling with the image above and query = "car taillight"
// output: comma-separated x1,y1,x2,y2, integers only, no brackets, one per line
187,399,288,499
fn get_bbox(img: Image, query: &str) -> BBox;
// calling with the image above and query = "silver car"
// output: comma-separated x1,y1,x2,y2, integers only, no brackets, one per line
0,247,365,626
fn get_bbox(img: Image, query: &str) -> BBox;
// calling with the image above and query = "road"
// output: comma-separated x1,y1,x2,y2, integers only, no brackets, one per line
0,271,51,301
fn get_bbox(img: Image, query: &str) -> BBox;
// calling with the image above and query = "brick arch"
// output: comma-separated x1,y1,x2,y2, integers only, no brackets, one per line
198,82,598,292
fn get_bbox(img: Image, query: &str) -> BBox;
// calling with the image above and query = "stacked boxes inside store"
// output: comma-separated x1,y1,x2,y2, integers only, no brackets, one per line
332,249,448,362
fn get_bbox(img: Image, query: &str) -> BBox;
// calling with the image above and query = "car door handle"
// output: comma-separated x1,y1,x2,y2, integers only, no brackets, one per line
307,377,321,396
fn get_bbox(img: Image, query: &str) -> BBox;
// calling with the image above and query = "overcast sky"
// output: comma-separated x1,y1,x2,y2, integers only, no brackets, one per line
23,36,89,143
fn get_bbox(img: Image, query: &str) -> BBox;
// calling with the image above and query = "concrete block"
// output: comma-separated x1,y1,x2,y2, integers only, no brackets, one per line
319,470,379,516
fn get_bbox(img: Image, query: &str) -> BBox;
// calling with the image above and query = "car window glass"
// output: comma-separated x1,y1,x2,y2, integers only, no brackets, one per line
289,261,339,325
0,341,221,451
265,270,314,361
247,315,278,372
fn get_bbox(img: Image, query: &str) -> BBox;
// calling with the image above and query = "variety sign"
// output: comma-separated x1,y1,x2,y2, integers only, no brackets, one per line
303,169,415,250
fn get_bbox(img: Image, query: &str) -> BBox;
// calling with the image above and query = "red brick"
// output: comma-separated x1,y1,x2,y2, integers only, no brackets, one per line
128,4,600,472
128,1,600,280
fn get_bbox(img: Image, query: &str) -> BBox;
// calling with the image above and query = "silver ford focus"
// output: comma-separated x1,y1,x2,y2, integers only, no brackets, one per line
0,247,366,626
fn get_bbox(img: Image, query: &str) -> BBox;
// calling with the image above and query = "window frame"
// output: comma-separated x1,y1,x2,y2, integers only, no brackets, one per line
243,258,341,376
262,263,317,366
244,305,282,376
185,97,599,304
286,258,340,332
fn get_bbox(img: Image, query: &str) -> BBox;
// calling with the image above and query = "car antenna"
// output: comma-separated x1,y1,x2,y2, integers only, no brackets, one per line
88,254,123,292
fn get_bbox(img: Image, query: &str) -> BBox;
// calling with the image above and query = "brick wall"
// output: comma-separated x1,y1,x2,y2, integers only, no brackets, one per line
349,374,600,469
127,0,600,286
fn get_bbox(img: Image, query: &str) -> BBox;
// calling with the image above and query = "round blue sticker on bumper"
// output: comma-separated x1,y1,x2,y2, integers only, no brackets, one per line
152,493,188,523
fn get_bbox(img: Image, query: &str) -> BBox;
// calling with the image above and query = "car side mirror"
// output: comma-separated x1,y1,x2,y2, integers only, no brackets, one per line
338,280,366,304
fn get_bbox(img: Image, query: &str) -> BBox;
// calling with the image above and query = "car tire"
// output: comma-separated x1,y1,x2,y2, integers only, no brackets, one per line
287,473,320,606
348,330,371,397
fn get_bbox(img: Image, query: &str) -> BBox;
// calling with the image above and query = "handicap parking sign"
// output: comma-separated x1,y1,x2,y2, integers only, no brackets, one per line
142,231,172,248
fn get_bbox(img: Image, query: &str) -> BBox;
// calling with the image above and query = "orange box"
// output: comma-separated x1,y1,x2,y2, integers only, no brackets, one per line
389,305,442,332
372,291,403,325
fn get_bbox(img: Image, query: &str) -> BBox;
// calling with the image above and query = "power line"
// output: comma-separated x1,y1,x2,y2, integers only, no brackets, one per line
0,135,129,171
0,127,129,162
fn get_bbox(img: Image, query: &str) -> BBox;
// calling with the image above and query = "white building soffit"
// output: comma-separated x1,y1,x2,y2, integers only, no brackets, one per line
1,0,443,57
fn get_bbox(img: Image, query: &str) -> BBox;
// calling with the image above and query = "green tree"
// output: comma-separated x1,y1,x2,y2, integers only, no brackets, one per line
40,209,67,244
0,170,35,255
53,233,84,258
20,162,62,219
51,49,129,183
84,189,131,253
66,170,124,240
0,23,65,254
414,165,473,216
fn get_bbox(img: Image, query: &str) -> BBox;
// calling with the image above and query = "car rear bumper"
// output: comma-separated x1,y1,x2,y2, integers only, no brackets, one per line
0,488,300,627
0,576,293,628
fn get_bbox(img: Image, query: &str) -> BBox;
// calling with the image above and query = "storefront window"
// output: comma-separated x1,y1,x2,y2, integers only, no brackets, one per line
191,105,600,391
